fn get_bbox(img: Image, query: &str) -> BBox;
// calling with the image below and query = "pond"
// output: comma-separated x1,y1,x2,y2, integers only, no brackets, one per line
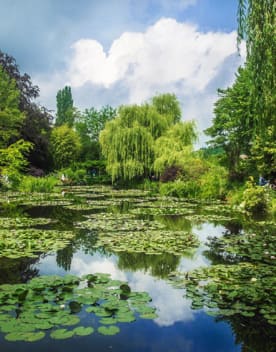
0,186,275,352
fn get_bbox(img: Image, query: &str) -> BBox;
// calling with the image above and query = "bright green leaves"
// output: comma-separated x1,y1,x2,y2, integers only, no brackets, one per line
50,124,81,169
0,273,157,342
0,228,74,259
98,325,120,335
99,93,192,182
0,66,25,148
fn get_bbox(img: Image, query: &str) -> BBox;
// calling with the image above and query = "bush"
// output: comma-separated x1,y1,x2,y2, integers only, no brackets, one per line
199,165,228,200
19,175,58,193
240,178,269,213
159,180,200,198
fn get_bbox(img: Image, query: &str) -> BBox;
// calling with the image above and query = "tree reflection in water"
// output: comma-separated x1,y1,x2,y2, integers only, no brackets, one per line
0,256,40,284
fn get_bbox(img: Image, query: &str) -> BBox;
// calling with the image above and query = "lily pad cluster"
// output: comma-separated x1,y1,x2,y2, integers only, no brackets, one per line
0,228,74,259
0,217,54,229
0,273,157,342
169,262,276,325
76,213,199,255
206,229,276,264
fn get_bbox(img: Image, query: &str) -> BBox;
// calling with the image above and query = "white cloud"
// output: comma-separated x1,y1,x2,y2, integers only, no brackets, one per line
35,17,245,144
68,18,241,95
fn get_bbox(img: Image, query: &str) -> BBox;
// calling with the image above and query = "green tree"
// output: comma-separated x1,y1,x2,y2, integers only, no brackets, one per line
205,66,254,178
0,66,25,147
0,139,33,188
237,0,276,176
0,51,53,170
154,121,197,176
99,94,183,182
55,86,74,127
152,93,182,124
75,105,116,160
50,125,81,169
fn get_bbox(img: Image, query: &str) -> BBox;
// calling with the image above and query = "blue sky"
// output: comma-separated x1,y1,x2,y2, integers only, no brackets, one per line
0,0,244,144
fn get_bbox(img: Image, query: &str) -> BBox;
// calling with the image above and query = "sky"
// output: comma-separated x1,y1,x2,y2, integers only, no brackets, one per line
0,0,245,145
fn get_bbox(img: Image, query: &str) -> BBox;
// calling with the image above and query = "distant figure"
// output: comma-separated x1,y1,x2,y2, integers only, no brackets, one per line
259,175,268,186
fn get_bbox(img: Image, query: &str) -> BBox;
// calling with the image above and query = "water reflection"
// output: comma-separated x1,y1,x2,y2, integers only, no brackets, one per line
0,256,39,284
117,252,180,278
2,187,266,352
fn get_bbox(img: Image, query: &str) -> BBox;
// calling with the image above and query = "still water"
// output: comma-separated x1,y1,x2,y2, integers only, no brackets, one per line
0,186,274,351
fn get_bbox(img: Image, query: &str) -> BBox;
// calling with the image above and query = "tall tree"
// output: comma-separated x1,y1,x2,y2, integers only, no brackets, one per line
0,66,25,147
55,86,74,127
99,94,184,182
154,121,197,176
50,125,81,169
205,66,254,178
237,0,276,175
0,50,53,170
75,105,116,160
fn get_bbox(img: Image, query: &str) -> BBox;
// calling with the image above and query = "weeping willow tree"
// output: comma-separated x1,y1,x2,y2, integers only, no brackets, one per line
100,94,182,182
237,0,276,175
154,121,197,176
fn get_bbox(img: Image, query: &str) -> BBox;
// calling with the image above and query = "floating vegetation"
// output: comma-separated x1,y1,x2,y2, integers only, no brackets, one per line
0,228,74,259
0,216,55,229
169,263,276,325
206,230,276,264
95,229,199,255
76,212,199,255
0,273,156,342
77,216,165,232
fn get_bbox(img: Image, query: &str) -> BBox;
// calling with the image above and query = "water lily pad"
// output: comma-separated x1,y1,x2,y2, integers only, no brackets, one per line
50,328,75,339
97,325,120,336
73,326,94,336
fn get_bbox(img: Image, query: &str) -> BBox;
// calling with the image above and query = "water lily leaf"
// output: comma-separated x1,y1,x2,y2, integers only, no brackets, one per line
5,331,45,342
97,325,120,336
50,328,74,340
73,326,94,336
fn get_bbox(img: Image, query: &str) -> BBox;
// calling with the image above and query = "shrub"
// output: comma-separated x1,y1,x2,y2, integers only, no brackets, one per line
159,180,200,198
19,175,58,193
199,165,228,200
240,178,269,213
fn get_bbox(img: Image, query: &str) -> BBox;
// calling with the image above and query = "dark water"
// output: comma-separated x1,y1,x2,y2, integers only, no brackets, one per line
0,187,274,352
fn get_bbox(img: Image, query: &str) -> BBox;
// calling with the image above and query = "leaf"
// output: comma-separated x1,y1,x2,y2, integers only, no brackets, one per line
97,325,120,336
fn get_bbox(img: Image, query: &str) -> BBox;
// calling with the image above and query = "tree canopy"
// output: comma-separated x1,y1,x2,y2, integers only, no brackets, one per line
0,66,25,147
100,94,196,182
50,125,81,169
55,86,75,127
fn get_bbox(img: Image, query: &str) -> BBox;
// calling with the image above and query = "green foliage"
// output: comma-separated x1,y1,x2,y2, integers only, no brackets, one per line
0,65,25,147
0,273,155,342
151,93,182,124
50,125,81,169
0,139,33,188
199,164,228,200
75,105,116,161
59,167,89,185
55,86,74,127
240,178,269,213
18,175,58,193
159,180,200,198
154,121,197,176
205,66,254,178
100,94,190,182
0,51,52,170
